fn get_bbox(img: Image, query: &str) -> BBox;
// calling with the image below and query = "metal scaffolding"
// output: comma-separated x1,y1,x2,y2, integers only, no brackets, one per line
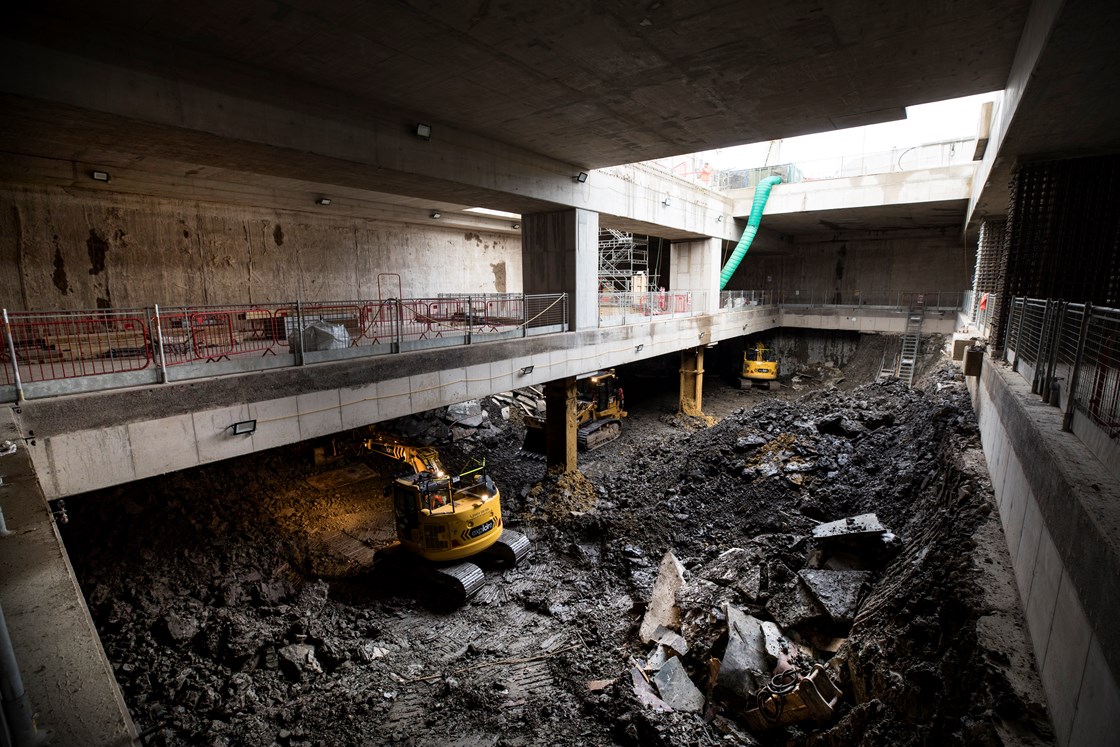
598,229,656,293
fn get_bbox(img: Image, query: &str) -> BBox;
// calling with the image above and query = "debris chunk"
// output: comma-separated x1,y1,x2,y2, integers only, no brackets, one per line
798,569,871,625
631,666,672,712
811,513,886,540
639,551,686,644
719,606,771,697
277,643,323,682
653,656,705,713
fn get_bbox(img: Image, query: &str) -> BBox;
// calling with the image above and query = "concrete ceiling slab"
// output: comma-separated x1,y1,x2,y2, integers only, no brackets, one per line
7,0,1031,169
760,199,969,237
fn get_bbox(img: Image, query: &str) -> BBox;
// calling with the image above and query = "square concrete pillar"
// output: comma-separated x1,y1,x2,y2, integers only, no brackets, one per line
543,376,578,473
669,237,722,314
522,209,599,330
680,346,705,416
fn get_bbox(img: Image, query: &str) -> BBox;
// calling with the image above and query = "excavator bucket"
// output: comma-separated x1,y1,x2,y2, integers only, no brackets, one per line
521,419,547,453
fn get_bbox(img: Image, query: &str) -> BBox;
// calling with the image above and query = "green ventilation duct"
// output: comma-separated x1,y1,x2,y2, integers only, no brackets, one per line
719,175,782,289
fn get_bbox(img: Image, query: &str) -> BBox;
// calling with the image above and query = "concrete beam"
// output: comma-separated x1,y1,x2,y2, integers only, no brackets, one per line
965,0,1065,230
731,166,974,218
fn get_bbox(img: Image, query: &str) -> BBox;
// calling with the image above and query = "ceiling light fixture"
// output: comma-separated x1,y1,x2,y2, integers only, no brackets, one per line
512,222,521,230
316,197,332,206
635,344,644,352
575,172,589,183
519,365,534,375
415,123,432,140
663,196,672,207
430,211,442,219
91,170,111,183
716,215,724,222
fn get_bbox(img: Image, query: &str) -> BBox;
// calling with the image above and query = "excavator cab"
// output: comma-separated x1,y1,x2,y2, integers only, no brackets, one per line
741,342,779,390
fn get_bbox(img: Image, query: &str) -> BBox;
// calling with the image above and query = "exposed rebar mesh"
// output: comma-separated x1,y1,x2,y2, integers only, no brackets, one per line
992,155,1120,352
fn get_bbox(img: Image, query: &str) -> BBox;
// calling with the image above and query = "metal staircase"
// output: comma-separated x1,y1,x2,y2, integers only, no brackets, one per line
896,295,925,386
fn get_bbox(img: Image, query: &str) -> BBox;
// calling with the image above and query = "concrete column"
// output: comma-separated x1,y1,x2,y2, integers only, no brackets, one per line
522,209,599,330
543,377,578,473
669,237,722,314
679,347,705,416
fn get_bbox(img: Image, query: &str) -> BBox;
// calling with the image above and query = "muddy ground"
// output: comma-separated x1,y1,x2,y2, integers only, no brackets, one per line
61,335,1054,746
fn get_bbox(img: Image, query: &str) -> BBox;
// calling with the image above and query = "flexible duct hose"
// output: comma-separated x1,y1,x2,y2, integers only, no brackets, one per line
719,175,782,289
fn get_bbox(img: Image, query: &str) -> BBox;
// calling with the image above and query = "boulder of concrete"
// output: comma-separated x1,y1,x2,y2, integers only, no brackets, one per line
653,656,705,713
639,551,686,643
798,570,870,625
446,400,483,420
278,643,323,682
718,605,771,697
766,582,827,630
812,513,886,540
651,625,689,656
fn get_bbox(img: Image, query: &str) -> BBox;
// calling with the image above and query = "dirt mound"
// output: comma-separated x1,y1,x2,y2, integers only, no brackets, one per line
61,361,1052,747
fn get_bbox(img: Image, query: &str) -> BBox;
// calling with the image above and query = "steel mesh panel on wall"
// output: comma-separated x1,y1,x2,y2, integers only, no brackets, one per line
1007,156,1120,304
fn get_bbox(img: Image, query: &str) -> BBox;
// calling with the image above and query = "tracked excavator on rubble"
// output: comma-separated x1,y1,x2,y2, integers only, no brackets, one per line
360,432,530,603
741,341,780,390
521,369,627,453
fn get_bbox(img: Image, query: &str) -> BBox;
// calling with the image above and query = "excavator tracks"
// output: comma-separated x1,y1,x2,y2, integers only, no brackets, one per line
577,419,621,451
489,529,531,565
432,562,486,605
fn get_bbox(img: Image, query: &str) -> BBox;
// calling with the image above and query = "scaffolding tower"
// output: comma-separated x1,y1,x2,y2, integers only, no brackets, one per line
598,229,657,293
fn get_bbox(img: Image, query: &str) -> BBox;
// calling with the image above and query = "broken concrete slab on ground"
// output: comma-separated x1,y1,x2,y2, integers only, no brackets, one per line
808,512,900,570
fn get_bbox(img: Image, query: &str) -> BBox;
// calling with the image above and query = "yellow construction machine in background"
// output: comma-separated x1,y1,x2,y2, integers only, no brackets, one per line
521,369,628,453
360,432,529,602
741,342,779,390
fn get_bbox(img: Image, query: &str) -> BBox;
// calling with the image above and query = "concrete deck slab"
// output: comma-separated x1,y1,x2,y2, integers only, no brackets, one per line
0,409,138,745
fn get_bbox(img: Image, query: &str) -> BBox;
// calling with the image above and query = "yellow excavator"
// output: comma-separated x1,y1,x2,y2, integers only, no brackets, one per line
361,432,530,602
521,369,627,453
741,341,779,390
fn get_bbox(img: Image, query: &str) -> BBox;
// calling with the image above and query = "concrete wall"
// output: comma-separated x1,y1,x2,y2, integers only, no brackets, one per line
0,186,522,310
968,359,1120,747
728,233,970,296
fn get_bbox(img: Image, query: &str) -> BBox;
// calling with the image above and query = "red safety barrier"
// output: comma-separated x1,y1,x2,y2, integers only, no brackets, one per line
2,312,151,383
484,299,524,331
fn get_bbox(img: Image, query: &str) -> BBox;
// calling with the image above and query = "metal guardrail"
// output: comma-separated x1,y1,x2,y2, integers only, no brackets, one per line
1,288,963,402
723,289,965,311
598,291,708,327
1,294,568,401
1004,296,1120,442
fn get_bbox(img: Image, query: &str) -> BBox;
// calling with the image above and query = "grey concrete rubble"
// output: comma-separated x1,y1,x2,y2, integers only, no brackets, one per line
653,656,705,713
60,361,1055,746
639,551,686,644
798,569,871,625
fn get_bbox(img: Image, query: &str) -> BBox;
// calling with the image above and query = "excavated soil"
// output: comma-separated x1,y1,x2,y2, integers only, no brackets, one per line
60,337,1054,746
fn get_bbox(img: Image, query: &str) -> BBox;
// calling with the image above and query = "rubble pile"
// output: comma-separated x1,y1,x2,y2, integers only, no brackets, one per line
61,361,1052,746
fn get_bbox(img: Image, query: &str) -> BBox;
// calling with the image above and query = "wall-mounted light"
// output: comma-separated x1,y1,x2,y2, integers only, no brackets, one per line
91,170,111,183
430,211,442,219
511,222,521,230
635,344,644,352
519,365,534,375
316,197,332,206
574,172,588,183
716,215,724,223
663,195,672,207
416,123,432,140
230,420,257,436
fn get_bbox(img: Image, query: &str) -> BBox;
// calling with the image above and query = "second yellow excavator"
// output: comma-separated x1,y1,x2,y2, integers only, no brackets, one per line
741,341,780,390
521,369,627,453
360,432,530,602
